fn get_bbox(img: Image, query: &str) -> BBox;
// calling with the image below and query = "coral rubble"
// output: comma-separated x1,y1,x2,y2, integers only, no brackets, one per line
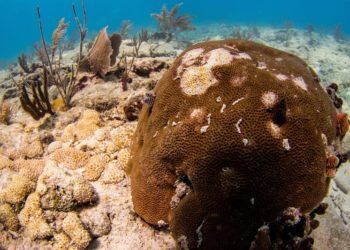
128,39,348,249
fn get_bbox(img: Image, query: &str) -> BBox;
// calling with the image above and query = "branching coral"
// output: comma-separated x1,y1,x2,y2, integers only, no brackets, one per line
151,3,195,41
128,40,348,249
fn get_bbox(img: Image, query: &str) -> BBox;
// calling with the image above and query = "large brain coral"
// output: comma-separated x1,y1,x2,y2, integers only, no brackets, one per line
128,40,348,249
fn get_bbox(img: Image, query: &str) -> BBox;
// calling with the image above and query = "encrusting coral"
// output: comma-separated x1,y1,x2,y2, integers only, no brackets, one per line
62,212,92,249
128,40,349,249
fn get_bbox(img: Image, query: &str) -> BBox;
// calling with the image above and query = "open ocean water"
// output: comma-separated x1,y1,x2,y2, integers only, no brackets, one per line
0,0,349,65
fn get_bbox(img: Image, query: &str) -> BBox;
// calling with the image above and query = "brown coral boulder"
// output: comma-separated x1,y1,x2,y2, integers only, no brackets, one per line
127,40,346,249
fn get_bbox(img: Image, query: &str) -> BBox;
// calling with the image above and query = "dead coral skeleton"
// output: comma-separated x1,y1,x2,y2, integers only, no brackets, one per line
151,3,195,41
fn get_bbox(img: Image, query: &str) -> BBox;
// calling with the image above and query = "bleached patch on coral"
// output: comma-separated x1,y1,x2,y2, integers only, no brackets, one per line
275,73,289,81
181,48,204,68
242,138,249,146
282,139,291,151
196,220,205,248
321,133,328,145
257,61,267,70
230,76,247,86
190,108,204,120
235,118,243,134
179,48,235,96
177,235,190,250
261,91,278,108
200,125,209,134
232,52,252,60
170,181,191,209
232,97,245,106
292,76,308,91
275,57,283,62
204,48,234,68
180,66,217,95
220,104,227,113
268,121,282,139
216,96,222,102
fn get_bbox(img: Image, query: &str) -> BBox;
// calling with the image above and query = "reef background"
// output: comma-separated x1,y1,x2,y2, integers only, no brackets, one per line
0,1,350,249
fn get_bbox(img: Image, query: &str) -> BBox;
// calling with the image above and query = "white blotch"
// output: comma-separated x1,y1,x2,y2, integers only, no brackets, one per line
204,48,234,68
157,220,168,228
153,131,159,138
257,61,267,70
242,138,249,146
177,235,190,250
250,197,255,205
268,121,282,138
180,66,217,96
224,44,238,51
321,133,328,145
216,96,222,102
196,220,205,248
275,57,283,62
292,76,308,91
220,104,226,113
181,48,204,67
232,97,245,106
200,125,209,134
180,48,235,96
230,76,247,86
207,113,212,124
275,73,289,81
233,52,252,60
190,108,203,119
235,118,243,134
261,91,278,108
170,181,191,209
282,138,291,151
172,121,177,127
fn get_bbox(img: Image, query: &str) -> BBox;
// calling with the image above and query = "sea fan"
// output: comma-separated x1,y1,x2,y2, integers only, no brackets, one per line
88,27,113,77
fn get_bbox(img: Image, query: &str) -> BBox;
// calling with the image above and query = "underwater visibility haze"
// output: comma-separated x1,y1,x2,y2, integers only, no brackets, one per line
0,0,350,249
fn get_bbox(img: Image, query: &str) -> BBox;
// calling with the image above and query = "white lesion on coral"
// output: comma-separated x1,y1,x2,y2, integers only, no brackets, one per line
200,113,212,134
257,61,267,70
321,133,328,145
275,73,289,81
200,125,209,134
235,118,243,134
282,138,291,151
179,48,235,96
292,76,308,91
220,104,226,113
261,91,278,108
216,96,222,102
232,97,245,106
196,220,205,248
223,44,238,51
268,121,282,139
275,57,283,62
190,108,204,119
152,131,159,138
170,180,191,209
232,52,252,60
242,138,249,146
230,76,247,87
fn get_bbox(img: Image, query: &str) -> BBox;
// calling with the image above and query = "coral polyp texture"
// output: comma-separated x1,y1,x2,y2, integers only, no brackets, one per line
127,40,348,249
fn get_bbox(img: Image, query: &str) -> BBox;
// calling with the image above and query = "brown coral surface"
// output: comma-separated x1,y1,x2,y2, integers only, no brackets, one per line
128,40,344,249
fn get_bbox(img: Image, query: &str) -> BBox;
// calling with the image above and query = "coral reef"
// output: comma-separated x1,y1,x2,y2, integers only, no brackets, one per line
128,40,348,248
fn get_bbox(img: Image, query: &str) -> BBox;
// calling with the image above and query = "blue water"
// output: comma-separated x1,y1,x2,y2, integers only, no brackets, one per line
0,0,349,65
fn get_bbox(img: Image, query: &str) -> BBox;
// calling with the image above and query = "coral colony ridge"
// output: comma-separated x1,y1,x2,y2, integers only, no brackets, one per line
0,1,350,249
